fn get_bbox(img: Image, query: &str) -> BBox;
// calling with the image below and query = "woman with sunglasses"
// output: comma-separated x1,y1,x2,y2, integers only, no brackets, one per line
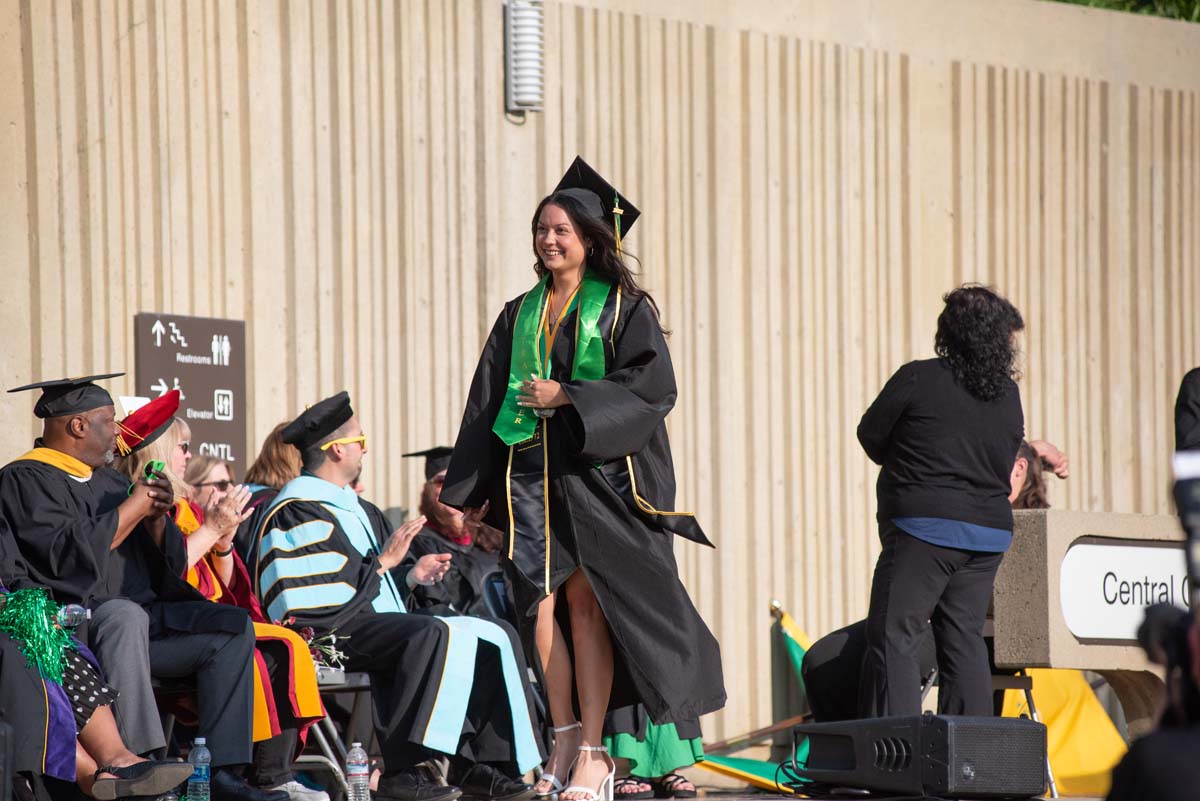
115,398,328,801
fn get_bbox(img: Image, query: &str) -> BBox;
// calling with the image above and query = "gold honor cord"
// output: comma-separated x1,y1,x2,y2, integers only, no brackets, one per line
542,419,551,594
612,193,624,258
505,446,516,560
494,275,612,446
609,286,623,347
541,284,582,377
625,456,695,517
496,275,615,595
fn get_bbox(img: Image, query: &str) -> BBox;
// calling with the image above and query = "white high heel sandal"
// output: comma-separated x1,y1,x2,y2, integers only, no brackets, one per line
562,745,615,801
534,722,583,799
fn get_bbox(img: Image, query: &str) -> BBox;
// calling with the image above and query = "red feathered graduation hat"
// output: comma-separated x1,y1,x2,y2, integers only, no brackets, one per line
116,390,181,457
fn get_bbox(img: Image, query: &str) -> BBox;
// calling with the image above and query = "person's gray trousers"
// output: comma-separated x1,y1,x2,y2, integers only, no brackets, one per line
88,599,165,755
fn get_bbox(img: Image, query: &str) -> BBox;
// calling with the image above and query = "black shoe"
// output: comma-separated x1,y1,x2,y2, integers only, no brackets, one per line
211,770,291,801
376,772,462,801
92,761,196,800
456,764,533,801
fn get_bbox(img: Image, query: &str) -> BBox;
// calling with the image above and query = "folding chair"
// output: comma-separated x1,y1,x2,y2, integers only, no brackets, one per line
293,667,373,801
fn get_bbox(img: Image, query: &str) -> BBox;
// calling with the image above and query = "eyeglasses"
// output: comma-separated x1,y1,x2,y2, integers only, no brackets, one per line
320,434,367,451
196,480,233,491
177,442,190,454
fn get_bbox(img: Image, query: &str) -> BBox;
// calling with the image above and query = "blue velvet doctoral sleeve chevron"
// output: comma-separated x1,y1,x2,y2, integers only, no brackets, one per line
254,498,383,629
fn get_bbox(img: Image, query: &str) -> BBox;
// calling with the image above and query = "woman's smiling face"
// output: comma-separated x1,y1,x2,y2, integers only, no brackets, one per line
536,204,588,274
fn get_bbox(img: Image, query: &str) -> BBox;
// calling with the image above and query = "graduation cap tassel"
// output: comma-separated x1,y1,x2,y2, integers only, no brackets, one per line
613,193,624,258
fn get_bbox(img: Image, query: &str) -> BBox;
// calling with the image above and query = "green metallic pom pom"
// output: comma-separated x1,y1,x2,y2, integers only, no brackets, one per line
0,588,76,684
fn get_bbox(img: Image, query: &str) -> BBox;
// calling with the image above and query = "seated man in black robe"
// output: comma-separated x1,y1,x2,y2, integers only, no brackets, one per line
249,393,542,801
0,374,282,801
398,447,504,618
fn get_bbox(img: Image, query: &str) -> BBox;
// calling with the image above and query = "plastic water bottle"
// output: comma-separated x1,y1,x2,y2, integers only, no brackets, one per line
56,604,91,628
346,742,370,801
187,737,211,801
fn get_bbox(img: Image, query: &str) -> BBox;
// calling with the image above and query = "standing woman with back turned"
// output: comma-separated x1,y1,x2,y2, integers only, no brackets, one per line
857,285,1025,718
441,158,726,801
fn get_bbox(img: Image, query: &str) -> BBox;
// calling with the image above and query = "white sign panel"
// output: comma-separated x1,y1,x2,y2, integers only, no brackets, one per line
1059,542,1189,641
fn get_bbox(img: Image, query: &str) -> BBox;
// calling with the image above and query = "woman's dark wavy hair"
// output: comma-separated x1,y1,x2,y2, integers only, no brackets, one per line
531,192,665,328
1012,440,1049,510
934,284,1024,401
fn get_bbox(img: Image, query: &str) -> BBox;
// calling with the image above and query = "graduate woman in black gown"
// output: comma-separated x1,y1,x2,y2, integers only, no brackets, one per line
442,159,725,801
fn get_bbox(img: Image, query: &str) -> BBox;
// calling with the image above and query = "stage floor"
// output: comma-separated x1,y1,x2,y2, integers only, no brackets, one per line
690,778,1100,800
694,793,1101,801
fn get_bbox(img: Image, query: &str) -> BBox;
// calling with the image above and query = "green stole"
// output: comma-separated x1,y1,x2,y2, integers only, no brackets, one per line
492,271,615,594
493,271,612,446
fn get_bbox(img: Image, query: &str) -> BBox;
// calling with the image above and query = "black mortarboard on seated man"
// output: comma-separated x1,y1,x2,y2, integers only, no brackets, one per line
7,373,124,418
402,446,454,481
553,156,641,243
282,391,354,451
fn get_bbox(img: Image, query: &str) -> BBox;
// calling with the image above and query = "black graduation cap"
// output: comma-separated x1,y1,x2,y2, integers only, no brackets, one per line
553,156,640,239
282,391,354,451
402,446,454,481
8,373,124,419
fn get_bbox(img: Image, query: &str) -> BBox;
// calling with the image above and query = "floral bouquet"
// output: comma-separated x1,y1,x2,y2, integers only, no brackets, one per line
276,616,349,670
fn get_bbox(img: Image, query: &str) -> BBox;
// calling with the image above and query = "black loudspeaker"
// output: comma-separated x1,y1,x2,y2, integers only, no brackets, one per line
793,713,1047,799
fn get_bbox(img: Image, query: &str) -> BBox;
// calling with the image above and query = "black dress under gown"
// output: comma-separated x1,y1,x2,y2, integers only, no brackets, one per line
441,285,726,731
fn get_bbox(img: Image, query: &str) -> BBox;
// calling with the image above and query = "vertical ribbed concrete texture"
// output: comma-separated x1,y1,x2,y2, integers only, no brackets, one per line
1,0,1198,736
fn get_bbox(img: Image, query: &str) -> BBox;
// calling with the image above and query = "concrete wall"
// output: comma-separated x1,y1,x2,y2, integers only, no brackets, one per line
1,0,1198,736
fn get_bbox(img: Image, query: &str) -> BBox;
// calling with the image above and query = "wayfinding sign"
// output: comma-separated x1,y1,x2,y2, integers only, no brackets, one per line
1059,540,1189,641
134,313,247,478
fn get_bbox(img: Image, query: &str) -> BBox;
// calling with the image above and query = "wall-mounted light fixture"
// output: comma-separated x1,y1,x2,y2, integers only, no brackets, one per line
505,0,545,113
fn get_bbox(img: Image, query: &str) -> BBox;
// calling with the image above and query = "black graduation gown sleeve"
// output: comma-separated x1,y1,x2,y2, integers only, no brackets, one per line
0,462,119,605
1176,366,1200,451
396,531,454,614
254,500,387,630
442,306,516,510
0,630,57,775
0,517,37,592
857,361,919,465
558,295,677,462
398,529,502,617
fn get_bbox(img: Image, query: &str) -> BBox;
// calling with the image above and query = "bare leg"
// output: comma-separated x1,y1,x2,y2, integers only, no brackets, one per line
76,743,99,797
534,589,582,794
78,704,146,771
562,570,614,800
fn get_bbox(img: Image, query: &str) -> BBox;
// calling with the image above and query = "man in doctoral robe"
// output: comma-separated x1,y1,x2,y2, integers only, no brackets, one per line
0,375,283,801
250,393,542,801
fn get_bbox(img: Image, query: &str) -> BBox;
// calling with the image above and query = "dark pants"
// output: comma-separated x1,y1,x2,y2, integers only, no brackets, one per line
803,619,937,723
251,731,297,788
250,646,300,788
857,522,1003,718
336,612,520,775
148,615,257,767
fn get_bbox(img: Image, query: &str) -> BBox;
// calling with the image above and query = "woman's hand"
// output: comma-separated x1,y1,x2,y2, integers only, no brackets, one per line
518,375,570,410
462,501,490,536
377,515,427,573
212,528,237,557
473,522,504,555
410,553,452,586
1029,439,1069,479
204,485,253,536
